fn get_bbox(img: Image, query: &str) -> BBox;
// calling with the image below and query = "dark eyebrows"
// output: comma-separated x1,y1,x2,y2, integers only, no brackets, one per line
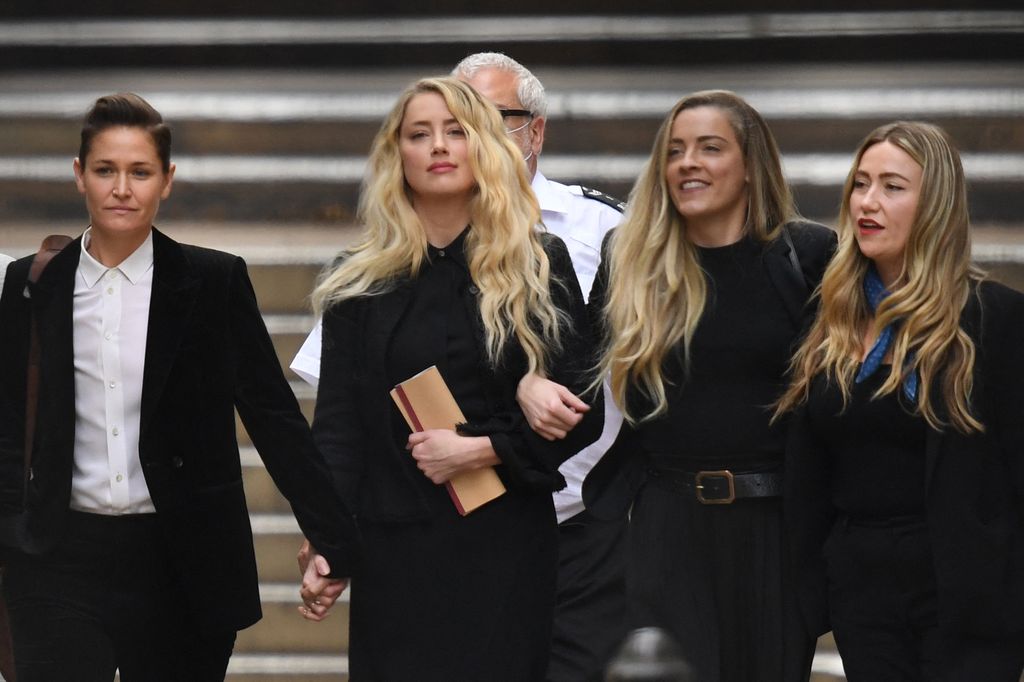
89,158,158,167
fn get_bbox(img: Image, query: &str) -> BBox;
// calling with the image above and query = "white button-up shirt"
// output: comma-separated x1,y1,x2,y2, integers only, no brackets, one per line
0,253,14,292
70,230,156,514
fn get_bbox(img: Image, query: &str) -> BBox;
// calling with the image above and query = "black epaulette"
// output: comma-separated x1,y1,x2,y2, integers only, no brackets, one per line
579,186,626,213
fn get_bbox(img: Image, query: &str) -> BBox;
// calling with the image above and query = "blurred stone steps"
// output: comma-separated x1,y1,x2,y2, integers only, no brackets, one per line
2,62,1022,223
2,11,1022,69
5,153,1023,224
4,13,1024,678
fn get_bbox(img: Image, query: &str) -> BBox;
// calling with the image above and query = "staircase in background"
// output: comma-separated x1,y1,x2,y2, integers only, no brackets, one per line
2,7,1023,681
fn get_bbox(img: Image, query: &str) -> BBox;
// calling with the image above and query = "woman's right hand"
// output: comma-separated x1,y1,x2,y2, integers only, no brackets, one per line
516,373,589,441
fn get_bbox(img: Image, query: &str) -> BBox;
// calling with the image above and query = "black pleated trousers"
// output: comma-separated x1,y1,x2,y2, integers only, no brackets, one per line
3,511,235,682
826,517,1024,682
547,509,628,682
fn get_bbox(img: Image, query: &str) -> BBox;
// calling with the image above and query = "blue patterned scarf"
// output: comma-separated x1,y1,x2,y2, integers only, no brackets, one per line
855,265,918,401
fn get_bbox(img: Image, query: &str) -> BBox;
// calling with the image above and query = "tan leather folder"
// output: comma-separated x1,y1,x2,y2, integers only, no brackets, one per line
391,365,506,515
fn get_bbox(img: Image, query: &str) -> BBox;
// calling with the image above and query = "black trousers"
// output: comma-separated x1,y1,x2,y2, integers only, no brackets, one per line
826,517,1024,682
3,511,235,682
547,509,628,682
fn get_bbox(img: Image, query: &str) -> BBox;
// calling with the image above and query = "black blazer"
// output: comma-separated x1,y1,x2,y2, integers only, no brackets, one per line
583,221,838,519
312,231,602,524
0,229,358,636
785,280,1024,639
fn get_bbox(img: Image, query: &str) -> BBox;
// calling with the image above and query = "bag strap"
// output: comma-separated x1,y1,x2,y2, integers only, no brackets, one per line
24,235,73,496
780,223,807,289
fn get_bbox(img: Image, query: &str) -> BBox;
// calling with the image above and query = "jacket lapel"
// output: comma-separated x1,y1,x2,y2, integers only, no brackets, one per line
366,281,415,379
139,229,200,436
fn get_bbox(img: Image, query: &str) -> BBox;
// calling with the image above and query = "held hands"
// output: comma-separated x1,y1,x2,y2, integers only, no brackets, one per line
297,538,348,622
516,373,589,441
407,430,498,484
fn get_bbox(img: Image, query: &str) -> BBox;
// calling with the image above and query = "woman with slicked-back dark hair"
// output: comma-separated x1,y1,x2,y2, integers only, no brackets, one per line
0,93,357,681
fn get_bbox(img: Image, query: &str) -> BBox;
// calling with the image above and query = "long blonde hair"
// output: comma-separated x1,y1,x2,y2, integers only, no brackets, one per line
777,121,983,433
599,90,796,424
312,77,561,374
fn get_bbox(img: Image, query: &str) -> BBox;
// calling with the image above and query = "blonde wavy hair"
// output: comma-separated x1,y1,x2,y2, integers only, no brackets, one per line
599,90,796,424
312,76,561,374
776,121,984,433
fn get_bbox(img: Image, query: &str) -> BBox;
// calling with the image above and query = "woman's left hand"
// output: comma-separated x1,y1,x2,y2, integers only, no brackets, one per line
407,430,499,484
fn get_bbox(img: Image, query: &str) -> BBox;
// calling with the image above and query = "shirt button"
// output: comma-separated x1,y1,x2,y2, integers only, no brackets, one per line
438,249,446,257
171,456,184,469
115,474,123,483
108,381,116,389
104,331,112,340
468,285,479,294
107,287,114,295
112,427,119,436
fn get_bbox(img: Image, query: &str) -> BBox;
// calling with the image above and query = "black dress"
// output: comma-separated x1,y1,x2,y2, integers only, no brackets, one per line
313,229,599,681
612,237,815,682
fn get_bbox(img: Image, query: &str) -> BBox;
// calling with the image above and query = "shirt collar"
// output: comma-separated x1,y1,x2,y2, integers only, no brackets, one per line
531,170,570,216
427,225,471,270
79,228,155,288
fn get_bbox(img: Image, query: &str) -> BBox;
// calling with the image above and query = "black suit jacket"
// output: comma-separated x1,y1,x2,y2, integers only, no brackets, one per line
583,221,838,519
312,231,602,524
785,280,1024,639
0,229,358,636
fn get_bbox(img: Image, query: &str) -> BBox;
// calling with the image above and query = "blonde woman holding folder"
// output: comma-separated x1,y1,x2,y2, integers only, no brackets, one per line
300,77,599,681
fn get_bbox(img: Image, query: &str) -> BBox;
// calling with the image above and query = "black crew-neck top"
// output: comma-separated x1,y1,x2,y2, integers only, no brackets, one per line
807,366,928,519
639,236,797,471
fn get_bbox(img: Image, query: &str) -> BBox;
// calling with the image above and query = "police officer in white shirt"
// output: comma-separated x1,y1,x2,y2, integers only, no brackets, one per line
0,254,13,292
291,53,627,681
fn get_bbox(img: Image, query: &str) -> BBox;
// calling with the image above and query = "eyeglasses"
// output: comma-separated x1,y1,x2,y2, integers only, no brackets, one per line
499,108,534,134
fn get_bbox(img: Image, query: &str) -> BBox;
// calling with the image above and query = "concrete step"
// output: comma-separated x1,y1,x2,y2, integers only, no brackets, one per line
225,653,347,682
4,153,1023,224
3,12,1022,68
3,103,1023,158
2,63,1022,221
236,583,349,654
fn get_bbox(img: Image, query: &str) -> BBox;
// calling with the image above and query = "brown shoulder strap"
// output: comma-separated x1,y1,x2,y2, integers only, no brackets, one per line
24,234,73,495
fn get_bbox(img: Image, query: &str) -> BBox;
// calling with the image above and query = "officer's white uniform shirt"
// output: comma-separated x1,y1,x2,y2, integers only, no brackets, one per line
530,172,625,522
0,253,14,292
289,170,624,522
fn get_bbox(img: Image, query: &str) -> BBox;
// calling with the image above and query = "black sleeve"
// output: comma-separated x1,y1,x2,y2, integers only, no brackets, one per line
980,283,1024,510
311,298,370,510
462,234,604,491
228,257,359,576
586,229,615,349
783,406,834,637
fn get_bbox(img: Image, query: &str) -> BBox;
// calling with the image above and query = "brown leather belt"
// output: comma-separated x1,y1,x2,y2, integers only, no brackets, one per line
646,468,782,505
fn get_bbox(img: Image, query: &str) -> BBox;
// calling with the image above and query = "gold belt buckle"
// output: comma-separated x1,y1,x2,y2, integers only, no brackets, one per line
695,470,735,505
